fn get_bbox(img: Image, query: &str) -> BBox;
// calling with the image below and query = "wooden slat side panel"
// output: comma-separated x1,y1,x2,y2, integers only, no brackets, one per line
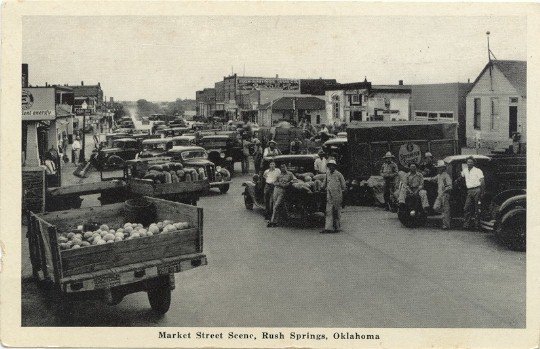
60,228,199,276
37,203,125,232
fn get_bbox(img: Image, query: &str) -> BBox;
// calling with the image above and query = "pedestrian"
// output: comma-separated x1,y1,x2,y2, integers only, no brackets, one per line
380,151,398,210
398,163,430,211
240,135,251,174
72,136,81,164
420,152,437,178
427,160,453,229
268,164,295,227
314,150,328,175
263,140,281,157
460,156,485,230
252,138,263,174
290,136,302,154
61,134,69,163
263,161,281,220
43,152,57,187
320,159,347,234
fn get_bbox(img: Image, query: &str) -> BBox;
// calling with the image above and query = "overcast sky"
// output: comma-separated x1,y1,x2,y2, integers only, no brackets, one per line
23,16,526,101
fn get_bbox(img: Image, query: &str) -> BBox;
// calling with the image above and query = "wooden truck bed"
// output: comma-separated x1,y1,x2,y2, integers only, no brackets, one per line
27,197,205,294
128,178,209,196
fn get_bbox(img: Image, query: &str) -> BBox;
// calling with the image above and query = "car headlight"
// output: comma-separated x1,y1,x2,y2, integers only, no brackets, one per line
216,166,222,172
220,153,225,158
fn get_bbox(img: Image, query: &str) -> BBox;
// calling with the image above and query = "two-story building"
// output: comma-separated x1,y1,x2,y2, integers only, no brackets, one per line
258,96,326,126
465,60,526,149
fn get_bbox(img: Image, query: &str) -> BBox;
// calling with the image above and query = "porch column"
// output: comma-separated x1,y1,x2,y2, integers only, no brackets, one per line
25,122,41,167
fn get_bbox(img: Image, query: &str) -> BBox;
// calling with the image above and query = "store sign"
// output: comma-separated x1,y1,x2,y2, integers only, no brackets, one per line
22,88,55,121
238,78,300,91
74,108,92,116
398,142,422,167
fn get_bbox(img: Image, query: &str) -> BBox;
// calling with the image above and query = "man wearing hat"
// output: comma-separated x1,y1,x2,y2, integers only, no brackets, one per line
320,159,347,234
314,150,328,175
252,137,263,174
420,152,437,178
426,160,453,229
263,140,281,158
398,163,430,211
380,151,399,209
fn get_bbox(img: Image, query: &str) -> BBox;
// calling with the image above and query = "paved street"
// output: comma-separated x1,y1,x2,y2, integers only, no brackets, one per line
21,167,525,328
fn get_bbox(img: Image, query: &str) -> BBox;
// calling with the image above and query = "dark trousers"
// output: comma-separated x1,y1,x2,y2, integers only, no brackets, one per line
264,183,274,219
241,156,249,174
383,178,394,205
254,154,262,174
463,187,481,228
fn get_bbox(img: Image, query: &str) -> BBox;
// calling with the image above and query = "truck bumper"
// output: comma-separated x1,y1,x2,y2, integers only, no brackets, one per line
479,219,495,232
209,181,231,188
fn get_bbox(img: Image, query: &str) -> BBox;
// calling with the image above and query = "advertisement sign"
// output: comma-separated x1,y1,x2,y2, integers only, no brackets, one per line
22,87,55,121
238,78,300,91
398,142,422,167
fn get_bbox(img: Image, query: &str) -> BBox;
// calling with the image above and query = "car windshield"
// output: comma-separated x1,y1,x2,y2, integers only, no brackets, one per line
266,160,314,174
143,143,168,151
112,141,127,148
181,150,207,160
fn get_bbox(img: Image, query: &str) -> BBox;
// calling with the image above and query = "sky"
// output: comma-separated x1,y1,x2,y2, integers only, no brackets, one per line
22,16,527,101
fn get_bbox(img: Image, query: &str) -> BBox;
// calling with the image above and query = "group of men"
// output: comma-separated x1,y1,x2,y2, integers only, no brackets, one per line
262,148,346,234
381,151,485,230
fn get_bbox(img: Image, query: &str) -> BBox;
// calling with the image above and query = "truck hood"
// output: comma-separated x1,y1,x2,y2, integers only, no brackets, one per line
183,159,213,166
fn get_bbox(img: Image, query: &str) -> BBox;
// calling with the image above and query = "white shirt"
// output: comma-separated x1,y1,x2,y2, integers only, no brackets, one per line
314,157,327,174
461,166,484,189
263,147,280,157
264,168,281,184
72,140,81,150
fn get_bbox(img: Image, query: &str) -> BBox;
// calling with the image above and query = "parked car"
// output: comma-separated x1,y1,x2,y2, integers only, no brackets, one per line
166,146,231,194
242,154,326,222
198,134,241,173
137,138,174,159
156,127,191,138
90,138,141,170
168,119,187,128
322,138,349,176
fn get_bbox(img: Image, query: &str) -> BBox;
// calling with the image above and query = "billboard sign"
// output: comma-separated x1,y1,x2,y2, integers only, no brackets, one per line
22,87,56,121
238,78,300,91
398,142,422,167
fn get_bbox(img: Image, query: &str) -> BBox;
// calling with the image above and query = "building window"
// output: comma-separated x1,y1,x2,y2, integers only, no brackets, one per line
490,97,499,130
316,115,321,124
439,112,454,119
474,98,481,130
415,112,428,120
351,94,362,105
509,97,518,104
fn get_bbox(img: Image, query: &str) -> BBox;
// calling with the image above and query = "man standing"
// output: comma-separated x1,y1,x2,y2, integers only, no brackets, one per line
420,152,437,178
427,160,453,229
61,134,69,163
240,135,251,174
71,136,82,164
268,164,295,227
314,150,328,175
320,159,347,234
380,151,398,210
252,138,263,174
263,161,281,220
398,163,430,211
461,156,485,229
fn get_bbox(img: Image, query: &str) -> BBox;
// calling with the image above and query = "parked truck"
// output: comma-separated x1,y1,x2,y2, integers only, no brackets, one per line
27,197,207,313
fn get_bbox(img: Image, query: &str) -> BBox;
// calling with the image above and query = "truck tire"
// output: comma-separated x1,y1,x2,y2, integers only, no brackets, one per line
244,191,254,210
398,204,427,228
497,207,526,252
148,286,171,314
219,184,230,194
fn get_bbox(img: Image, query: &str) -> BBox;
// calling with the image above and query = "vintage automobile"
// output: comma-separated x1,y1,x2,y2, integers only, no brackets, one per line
197,134,241,173
166,146,231,194
242,154,326,223
90,137,141,170
397,154,526,251
322,138,349,176
156,127,191,138
168,119,187,128
172,135,197,147
137,138,174,159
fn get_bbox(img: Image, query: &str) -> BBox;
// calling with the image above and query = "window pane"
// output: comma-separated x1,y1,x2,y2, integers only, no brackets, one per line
474,98,481,130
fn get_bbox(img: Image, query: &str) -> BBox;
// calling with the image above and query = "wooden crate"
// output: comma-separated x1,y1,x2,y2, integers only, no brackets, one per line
29,197,203,282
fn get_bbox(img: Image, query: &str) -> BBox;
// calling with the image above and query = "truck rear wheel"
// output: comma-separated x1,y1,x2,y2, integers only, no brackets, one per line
219,184,230,194
498,208,526,252
148,286,171,314
398,204,427,228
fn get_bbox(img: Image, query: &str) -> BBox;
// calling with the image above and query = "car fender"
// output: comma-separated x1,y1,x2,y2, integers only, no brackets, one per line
497,194,526,220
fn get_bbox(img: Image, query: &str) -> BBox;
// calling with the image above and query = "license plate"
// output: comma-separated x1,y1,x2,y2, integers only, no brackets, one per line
94,273,121,288
158,262,182,275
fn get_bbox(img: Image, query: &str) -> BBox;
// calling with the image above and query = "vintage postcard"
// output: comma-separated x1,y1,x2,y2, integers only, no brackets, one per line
1,1,539,348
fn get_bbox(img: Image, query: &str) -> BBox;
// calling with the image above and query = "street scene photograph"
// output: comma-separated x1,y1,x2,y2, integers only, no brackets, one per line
19,14,527,330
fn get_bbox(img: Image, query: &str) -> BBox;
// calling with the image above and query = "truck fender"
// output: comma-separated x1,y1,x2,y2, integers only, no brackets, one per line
492,189,526,207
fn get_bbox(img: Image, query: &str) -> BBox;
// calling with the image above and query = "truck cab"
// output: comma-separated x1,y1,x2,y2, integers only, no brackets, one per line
138,138,174,159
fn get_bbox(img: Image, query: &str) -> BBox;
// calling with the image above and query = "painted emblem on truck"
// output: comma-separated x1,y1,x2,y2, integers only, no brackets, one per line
398,142,421,167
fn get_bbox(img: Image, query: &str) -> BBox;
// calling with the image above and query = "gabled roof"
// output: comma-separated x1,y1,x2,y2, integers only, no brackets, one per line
472,60,527,97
